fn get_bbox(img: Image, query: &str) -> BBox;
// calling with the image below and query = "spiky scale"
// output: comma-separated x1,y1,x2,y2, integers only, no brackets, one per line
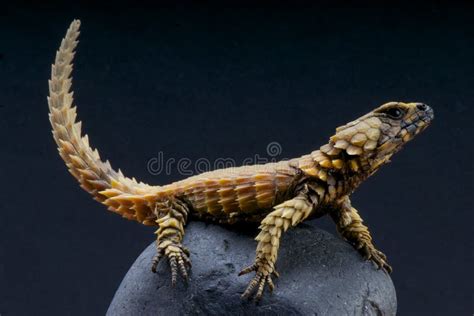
347,145,363,156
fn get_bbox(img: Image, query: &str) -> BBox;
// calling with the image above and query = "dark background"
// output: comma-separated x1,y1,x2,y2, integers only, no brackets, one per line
1,2,473,315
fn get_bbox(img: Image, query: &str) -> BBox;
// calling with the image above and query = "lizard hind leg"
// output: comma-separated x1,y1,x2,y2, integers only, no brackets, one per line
151,198,191,285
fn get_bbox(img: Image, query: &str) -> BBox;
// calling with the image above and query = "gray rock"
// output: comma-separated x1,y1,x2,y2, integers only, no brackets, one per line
107,221,396,316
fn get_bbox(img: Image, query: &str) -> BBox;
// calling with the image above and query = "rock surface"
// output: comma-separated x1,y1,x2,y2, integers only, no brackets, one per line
107,221,396,315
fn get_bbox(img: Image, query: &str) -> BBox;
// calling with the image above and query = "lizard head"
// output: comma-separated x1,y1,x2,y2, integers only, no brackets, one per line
327,102,434,172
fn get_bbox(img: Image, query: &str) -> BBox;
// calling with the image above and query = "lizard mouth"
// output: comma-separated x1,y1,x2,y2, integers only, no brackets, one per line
400,104,434,142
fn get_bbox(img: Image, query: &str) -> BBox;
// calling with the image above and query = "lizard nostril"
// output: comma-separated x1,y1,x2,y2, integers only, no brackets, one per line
416,103,428,111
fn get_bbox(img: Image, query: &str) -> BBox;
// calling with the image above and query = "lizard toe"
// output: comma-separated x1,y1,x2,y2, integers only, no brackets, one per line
152,242,192,284
238,263,258,276
240,259,276,302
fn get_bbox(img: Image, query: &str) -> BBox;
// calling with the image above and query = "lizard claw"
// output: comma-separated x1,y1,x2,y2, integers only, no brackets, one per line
359,243,392,274
151,242,192,285
239,260,278,302
242,272,274,302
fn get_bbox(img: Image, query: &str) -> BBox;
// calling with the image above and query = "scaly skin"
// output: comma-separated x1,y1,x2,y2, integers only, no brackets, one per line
49,21,434,302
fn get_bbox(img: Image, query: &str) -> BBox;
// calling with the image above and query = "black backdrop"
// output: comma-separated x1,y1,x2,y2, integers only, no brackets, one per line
1,2,473,315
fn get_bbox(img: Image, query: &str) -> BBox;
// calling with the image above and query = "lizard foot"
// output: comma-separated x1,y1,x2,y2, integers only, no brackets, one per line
151,241,191,285
238,260,279,302
358,243,392,274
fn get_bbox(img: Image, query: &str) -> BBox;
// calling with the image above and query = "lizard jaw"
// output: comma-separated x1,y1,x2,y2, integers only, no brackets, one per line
398,103,434,143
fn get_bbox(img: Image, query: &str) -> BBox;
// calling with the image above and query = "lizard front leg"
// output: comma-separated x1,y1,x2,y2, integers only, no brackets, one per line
152,198,191,285
331,196,392,273
239,187,318,301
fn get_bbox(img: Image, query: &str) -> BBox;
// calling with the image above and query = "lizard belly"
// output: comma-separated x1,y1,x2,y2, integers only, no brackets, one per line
168,162,298,223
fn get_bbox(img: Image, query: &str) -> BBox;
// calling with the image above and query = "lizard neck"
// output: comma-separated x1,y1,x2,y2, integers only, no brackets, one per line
292,141,386,198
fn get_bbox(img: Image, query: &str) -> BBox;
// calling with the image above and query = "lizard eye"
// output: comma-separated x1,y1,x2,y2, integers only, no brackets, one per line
384,107,404,119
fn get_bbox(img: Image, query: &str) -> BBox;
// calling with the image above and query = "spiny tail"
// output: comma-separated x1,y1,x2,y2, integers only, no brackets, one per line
48,20,159,225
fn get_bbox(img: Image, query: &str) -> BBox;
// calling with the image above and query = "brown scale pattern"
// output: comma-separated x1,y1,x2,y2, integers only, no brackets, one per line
161,162,298,222
49,21,432,301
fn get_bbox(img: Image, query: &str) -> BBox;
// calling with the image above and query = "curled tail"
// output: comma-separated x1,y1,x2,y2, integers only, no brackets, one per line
48,20,159,225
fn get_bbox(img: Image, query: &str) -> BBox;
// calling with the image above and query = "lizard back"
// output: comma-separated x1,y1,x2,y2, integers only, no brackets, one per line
157,161,299,223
